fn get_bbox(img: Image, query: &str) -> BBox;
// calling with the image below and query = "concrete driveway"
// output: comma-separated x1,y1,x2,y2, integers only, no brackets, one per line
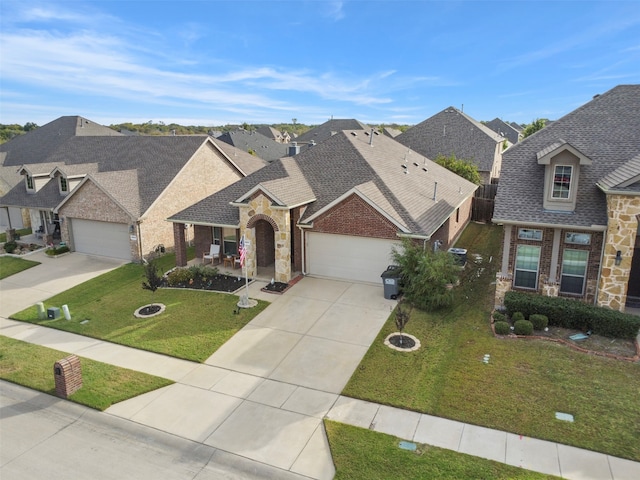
0,251,127,318
106,277,397,479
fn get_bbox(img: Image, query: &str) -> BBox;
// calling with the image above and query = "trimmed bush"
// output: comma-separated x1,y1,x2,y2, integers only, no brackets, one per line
45,245,69,256
494,321,510,335
4,241,18,253
167,268,192,286
511,311,525,322
514,319,533,336
504,291,640,339
529,314,549,331
492,311,506,323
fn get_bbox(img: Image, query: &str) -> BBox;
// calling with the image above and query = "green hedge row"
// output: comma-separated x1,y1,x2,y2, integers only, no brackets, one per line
503,291,640,339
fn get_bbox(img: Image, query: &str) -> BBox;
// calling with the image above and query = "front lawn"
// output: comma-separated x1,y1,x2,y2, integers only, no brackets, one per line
325,421,559,480
0,256,40,280
0,227,32,243
343,223,640,461
0,336,173,410
10,253,268,362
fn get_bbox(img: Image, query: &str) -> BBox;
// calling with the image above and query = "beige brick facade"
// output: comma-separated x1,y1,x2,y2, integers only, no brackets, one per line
59,141,243,262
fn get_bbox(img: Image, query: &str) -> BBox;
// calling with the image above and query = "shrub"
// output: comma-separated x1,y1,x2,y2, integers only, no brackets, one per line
511,311,525,322
529,314,549,330
504,291,640,339
494,321,511,335
492,311,506,323
514,319,533,336
167,268,192,286
4,241,18,253
142,260,162,294
45,245,70,256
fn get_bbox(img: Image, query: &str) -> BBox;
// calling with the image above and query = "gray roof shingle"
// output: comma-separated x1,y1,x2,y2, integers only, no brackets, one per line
170,130,477,237
485,118,520,145
216,129,289,162
295,119,370,145
395,107,505,173
493,85,640,227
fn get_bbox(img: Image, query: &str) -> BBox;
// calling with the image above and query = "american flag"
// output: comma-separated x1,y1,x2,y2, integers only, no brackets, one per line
238,236,246,267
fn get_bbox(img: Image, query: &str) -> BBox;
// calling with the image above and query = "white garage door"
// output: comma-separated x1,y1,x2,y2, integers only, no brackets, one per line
306,232,399,283
71,219,131,260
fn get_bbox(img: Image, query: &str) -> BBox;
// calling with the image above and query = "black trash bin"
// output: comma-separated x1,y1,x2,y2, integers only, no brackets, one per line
381,265,402,299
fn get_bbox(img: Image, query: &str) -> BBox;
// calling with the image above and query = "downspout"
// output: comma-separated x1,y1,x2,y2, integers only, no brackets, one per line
136,221,144,264
298,225,306,275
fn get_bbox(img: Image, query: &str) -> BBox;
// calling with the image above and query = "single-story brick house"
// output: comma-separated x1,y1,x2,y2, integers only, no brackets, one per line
0,116,266,261
492,85,640,312
169,129,478,284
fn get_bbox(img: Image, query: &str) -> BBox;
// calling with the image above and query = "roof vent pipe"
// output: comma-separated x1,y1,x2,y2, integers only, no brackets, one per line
433,181,438,201
369,128,374,146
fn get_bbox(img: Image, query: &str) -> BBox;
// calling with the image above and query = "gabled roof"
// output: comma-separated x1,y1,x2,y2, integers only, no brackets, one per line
295,119,370,145
170,131,478,238
209,138,268,175
493,85,640,228
0,116,122,167
216,129,289,162
255,126,288,142
597,154,640,193
485,118,519,145
395,107,505,173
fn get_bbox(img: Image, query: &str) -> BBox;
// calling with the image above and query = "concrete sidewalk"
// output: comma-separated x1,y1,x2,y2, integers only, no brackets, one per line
1,258,639,479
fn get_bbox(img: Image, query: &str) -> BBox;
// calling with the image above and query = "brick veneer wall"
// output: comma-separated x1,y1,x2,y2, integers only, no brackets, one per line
54,355,82,398
311,194,398,239
194,224,214,261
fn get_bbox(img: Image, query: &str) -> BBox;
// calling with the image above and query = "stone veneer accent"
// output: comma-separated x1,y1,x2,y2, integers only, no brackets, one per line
541,281,559,298
494,273,513,310
597,194,640,311
239,193,291,283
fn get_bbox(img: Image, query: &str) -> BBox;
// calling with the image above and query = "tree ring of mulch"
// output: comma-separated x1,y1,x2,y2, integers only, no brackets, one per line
134,303,166,318
384,332,421,352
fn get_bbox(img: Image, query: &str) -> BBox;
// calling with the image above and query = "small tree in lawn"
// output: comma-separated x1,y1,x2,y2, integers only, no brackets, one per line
142,260,163,295
394,298,412,346
392,237,461,311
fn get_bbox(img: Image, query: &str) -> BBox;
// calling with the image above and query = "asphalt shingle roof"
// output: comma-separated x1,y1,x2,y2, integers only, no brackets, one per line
295,119,370,145
597,153,640,193
170,130,477,237
395,107,505,173
493,85,640,227
485,118,519,145
216,129,289,162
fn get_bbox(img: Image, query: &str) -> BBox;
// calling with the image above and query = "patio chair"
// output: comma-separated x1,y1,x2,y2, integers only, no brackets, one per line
203,244,221,265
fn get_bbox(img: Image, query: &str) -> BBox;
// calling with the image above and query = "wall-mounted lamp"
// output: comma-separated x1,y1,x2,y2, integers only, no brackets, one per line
129,225,135,234
615,250,622,266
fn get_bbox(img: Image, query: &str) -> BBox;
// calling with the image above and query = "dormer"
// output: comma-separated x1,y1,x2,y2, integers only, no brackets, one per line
537,140,591,212
18,166,51,194
50,167,85,196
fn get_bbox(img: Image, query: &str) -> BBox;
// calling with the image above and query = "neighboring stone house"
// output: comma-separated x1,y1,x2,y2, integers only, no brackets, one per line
395,107,507,184
169,130,477,284
492,85,640,312
485,118,520,145
0,116,266,261
216,129,289,163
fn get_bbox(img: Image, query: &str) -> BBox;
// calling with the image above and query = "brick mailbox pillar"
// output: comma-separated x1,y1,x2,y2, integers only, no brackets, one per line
54,355,83,398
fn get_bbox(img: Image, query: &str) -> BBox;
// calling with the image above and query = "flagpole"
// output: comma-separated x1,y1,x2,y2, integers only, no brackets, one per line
240,235,250,306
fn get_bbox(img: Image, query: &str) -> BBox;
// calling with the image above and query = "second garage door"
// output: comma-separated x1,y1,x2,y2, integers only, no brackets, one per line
306,232,399,283
70,218,131,260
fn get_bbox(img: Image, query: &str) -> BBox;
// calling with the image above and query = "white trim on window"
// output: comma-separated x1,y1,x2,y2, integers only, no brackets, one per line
518,228,542,241
514,245,541,290
560,249,588,295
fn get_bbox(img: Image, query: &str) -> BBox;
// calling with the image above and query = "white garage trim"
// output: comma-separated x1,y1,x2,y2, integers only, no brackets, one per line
306,232,400,283
70,218,131,260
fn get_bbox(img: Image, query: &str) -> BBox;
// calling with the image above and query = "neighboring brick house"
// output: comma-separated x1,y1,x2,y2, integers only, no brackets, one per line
485,118,520,145
0,116,266,261
493,85,640,312
255,126,291,144
395,107,508,184
169,130,477,284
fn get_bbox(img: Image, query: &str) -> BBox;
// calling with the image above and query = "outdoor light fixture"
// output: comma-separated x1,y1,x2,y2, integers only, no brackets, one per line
615,250,622,266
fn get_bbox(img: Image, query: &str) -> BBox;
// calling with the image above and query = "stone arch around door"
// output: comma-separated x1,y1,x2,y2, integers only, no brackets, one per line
253,219,276,267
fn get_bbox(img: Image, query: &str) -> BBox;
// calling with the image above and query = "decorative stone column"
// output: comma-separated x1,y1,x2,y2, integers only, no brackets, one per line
494,272,513,310
597,195,639,311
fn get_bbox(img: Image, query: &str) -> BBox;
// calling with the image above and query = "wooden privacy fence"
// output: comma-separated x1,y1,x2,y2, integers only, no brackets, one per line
472,183,498,223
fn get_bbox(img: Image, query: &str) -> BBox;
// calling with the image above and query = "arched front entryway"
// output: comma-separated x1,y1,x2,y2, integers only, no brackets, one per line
254,219,275,267
626,220,640,308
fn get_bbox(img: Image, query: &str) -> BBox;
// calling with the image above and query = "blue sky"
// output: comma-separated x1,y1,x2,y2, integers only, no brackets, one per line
1,0,639,127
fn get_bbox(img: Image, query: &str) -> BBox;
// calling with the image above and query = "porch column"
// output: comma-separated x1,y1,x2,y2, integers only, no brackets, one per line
173,223,187,267
500,224,512,275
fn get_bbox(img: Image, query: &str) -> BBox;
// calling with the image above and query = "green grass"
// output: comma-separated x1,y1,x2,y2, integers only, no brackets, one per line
0,336,173,410
0,227,32,243
343,222,640,462
10,252,268,362
325,421,559,480
0,256,41,279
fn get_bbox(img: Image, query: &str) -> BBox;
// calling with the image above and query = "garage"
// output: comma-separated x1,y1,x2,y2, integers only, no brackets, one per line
306,232,400,283
70,218,131,260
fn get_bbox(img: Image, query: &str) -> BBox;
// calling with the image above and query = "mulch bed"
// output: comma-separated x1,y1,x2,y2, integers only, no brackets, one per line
260,274,304,295
388,334,416,349
138,305,162,316
163,274,250,293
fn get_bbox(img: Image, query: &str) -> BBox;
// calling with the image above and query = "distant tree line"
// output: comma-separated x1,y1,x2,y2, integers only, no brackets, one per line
0,122,38,143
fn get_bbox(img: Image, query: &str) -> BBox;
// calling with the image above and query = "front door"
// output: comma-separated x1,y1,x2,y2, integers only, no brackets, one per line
626,233,640,305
